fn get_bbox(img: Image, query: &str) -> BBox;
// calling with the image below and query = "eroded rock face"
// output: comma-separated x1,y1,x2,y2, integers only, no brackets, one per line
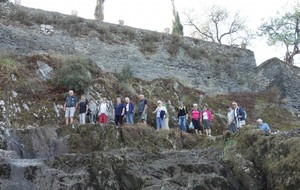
255,58,300,114
1,125,300,190
0,126,241,190
224,128,300,190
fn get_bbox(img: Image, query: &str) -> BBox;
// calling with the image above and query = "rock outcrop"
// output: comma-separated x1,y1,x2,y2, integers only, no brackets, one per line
224,127,300,190
255,58,300,114
0,126,242,190
1,125,300,190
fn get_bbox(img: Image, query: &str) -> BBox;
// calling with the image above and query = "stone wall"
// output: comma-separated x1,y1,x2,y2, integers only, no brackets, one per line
0,3,257,96
0,3,300,115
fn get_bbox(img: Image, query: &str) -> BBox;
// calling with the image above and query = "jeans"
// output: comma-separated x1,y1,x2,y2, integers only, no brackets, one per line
156,117,165,130
79,113,86,124
178,116,187,131
126,112,134,125
229,122,237,133
89,114,95,124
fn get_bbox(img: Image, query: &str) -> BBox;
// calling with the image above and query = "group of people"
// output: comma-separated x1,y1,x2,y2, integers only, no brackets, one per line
64,90,148,127
64,90,271,136
177,103,213,136
226,101,271,135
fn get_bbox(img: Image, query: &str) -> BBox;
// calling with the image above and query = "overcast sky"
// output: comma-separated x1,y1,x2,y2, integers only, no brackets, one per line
19,0,299,65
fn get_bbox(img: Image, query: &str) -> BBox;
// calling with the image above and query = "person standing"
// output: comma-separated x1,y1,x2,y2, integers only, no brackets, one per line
138,94,148,125
202,104,213,136
177,102,188,132
153,100,166,131
88,98,97,124
162,102,169,130
232,102,246,129
125,97,135,125
191,104,201,134
256,119,271,135
78,95,88,125
227,106,237,133
63,90,77,125
98,97,110,126
113,97,125,127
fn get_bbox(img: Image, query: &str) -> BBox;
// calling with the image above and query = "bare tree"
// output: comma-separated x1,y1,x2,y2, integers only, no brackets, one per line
94,0,105,21
185,5,253,46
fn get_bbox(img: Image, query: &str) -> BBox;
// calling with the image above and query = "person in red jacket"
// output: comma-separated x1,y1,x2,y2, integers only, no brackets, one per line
202,104,213,136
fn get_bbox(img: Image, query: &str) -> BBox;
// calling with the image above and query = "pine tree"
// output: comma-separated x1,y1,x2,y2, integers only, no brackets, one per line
171,0,183,35
172,12,183,36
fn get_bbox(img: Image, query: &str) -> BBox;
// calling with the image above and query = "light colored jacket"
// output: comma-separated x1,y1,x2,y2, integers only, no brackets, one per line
98,102,110,116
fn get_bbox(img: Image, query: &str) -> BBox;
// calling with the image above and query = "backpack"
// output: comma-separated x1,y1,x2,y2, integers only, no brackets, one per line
160,110,165,118
87,108,91,115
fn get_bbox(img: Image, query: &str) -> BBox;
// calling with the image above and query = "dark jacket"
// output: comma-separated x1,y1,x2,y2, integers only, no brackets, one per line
235,107,246,121
126,102,134,114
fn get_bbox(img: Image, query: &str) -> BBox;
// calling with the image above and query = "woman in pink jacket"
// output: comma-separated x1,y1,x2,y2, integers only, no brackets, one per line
202,104,213,136
191,104,202,135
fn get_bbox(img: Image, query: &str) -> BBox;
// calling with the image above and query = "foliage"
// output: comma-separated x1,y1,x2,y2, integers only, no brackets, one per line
172,12,184,36
167,35,182,56
139,32,160,54
9,8,32,26
258,4,300,64
0,57,18,83
117,64,134,82
223,138,236,161
185,46,209,60
50,56,96,92
185,5,253,46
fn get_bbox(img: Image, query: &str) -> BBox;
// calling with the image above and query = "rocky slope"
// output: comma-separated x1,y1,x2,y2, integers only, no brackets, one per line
0,2,300,190
0,126,240,190
255,58,300,114
1,125,300,190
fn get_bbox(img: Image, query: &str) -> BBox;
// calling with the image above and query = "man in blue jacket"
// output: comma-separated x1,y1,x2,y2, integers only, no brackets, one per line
232,102,246,129
257,119,271,135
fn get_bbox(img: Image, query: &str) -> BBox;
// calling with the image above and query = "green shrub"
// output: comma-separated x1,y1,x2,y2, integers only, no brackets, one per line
185,47,208,60
142,32,160,42
32,12,50,25
10,8,31,26
121,27,137,41
50,57,96,92
139,31,160,54
167,35,182,57
139,42,158,54
214,55,227,63
0,57,18,82
117,64,134,82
